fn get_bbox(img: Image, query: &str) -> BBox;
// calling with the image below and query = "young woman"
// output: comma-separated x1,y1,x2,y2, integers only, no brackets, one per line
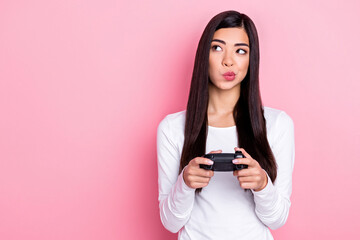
157,10,295,240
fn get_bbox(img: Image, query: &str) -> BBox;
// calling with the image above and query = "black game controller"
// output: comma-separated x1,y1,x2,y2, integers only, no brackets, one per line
199,151,248,171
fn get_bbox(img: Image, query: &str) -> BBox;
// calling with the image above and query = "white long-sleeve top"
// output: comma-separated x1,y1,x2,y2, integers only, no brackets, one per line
157,106,295,240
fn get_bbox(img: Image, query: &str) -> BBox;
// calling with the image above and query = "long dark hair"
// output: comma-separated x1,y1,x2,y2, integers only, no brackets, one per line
179,10,277,193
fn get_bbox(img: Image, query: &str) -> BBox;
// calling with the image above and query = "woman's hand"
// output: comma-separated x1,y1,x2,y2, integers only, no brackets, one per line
232,147,268,191
183,150,221,189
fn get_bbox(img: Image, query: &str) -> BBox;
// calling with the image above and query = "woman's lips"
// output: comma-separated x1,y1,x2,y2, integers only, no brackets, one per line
223,71,235,81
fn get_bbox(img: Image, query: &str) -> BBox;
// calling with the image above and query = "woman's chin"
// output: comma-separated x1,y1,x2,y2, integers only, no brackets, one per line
214,82,241,91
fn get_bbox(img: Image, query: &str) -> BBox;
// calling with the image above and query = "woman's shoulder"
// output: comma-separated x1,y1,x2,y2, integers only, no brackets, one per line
157,110,186,149
157,110,186,134
263,106,294,140
163,109,186,123
264,106,293,124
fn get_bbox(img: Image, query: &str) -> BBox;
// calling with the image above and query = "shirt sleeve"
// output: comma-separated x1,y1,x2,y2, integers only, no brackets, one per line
157,116,196,233
251,111,295,230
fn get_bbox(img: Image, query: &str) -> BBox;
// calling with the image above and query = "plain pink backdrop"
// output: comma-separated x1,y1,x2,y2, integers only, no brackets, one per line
1,0,360,239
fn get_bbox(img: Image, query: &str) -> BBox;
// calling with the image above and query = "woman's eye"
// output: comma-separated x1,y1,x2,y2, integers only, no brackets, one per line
237,49,247,55
212,45,222,51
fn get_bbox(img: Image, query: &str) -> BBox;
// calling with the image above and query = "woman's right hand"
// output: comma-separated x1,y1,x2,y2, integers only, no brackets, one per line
183,150,222,189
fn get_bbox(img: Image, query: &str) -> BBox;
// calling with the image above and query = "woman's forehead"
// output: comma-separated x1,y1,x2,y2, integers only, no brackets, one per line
212,28,249,45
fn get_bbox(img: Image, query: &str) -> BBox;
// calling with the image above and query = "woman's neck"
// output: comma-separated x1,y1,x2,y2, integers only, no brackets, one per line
207,83,240,127
208,83,240,115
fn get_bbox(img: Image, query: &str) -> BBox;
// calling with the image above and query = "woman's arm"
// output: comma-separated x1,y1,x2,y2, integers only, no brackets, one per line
251,111,295,229
157,116,195,233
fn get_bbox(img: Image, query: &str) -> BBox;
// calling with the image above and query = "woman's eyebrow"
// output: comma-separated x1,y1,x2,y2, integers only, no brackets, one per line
211,39,249,47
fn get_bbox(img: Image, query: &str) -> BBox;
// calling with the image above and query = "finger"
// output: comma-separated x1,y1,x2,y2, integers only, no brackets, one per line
234,148,252,159
233,168,252,177
208,149,222,154
194,168,214,178
238,175,261,183
187,164,215,177
234,168,264,181
238,182,256,190
190,157,214,166
232,157,253,166
188,175,212,183
189,182,210,189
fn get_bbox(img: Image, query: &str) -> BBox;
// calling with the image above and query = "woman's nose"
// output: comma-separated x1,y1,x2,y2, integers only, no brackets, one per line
223,61,233,67
222,54,234,67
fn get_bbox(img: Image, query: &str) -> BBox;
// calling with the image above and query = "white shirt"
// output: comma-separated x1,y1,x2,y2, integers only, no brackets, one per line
157,106,295,240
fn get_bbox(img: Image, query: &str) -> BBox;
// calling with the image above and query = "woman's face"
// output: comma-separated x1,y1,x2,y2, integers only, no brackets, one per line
208,27,250,90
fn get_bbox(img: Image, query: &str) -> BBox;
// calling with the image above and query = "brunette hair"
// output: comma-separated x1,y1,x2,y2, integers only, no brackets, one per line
179,10,277,193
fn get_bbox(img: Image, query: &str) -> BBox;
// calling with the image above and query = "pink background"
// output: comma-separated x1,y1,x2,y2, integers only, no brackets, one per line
1,0,360,239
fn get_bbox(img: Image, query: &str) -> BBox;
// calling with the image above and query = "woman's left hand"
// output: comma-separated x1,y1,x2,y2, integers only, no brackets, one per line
232,147,268,192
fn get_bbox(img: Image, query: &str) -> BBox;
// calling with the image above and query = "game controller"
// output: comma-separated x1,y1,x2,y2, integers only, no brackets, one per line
199,151,248,171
